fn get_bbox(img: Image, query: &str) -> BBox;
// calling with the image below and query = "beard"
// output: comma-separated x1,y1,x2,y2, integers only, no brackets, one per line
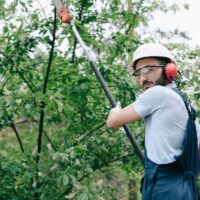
155,73,167,86
142,74,167,91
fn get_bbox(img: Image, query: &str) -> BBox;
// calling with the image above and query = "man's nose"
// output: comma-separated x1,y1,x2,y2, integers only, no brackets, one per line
139,73,147,82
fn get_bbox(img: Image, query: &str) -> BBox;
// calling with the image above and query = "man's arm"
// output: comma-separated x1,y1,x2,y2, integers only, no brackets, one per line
106,104,141,129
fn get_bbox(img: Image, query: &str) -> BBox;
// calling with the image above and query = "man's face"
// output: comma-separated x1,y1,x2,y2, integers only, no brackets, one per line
135,58,166,91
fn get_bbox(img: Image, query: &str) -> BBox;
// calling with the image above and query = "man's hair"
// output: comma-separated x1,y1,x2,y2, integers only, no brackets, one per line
155,57,171,66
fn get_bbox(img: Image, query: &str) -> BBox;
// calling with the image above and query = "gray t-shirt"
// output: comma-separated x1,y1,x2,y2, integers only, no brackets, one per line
133,83,200,164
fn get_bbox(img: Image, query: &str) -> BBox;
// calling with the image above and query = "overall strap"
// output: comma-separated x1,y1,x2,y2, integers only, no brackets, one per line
171,88,200,175
171,88,194,116
171,88,200,200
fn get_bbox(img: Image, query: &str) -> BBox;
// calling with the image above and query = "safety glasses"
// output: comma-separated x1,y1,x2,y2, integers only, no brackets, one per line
132,65,165,77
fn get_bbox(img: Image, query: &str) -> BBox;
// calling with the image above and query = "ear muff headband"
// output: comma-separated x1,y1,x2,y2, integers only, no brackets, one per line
164,63,178,83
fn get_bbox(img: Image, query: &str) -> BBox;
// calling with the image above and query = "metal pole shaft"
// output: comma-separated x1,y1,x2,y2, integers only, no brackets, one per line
70,21,144,165
90,60,144,164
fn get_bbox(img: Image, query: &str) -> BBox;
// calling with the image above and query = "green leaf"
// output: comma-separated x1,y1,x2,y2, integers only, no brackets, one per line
62,174,69,186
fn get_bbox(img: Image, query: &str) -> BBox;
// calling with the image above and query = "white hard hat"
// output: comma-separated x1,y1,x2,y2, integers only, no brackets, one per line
130,43,176,69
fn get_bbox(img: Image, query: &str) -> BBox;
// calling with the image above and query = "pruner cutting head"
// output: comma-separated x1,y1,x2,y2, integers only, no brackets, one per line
53,0,72,23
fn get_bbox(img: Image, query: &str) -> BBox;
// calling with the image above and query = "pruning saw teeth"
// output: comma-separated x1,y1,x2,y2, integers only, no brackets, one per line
53,0,72,23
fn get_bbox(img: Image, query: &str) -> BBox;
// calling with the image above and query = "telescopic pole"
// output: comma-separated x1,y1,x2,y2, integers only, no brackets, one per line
52,0,144,165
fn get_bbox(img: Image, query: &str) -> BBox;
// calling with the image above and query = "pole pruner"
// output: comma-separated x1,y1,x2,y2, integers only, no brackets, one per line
52,0,144,165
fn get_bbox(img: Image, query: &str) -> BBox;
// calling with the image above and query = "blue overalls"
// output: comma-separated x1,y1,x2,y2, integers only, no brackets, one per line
141,88,200,200
142,151,199,200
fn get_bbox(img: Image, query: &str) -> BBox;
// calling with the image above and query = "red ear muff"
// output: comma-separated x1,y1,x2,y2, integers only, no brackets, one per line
165,63,178,83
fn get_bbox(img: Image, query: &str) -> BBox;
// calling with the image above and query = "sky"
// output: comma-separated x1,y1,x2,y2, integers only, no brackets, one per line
2,0,200,47
147,0,200,46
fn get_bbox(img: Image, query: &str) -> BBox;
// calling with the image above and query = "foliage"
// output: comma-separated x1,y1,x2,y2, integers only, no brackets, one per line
0,0,199,199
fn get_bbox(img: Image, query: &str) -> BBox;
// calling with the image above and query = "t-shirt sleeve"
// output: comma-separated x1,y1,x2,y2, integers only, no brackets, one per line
133,86,165,118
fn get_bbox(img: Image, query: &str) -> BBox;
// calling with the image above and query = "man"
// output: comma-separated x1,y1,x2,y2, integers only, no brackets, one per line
106,43,200,200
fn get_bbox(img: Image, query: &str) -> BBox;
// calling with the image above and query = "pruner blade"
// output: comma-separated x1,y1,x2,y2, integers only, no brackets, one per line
52,0,72,23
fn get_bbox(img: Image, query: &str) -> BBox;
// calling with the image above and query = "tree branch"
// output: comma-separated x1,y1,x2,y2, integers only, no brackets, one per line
0,51,35,92
31,116,57,151
34,8,57,200
125,0,145,35
36,8,57,161
66,122,106,154
10,121,24,153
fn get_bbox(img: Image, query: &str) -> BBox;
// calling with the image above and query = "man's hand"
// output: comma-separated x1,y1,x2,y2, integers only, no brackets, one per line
111,102,122,112
107,103,141,129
